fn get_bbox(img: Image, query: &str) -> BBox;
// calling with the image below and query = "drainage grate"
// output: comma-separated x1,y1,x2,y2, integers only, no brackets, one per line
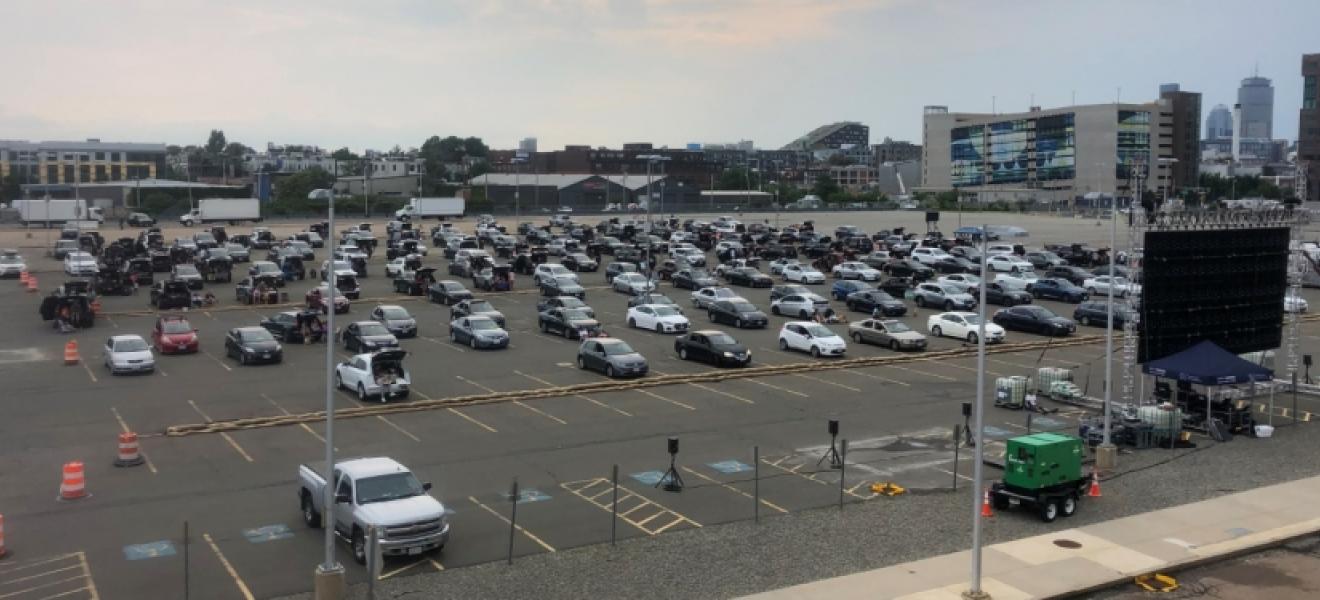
1054,539,1083,549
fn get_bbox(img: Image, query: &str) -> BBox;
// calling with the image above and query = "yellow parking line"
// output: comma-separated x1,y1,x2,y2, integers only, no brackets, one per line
457,375,566,425
635,388,696,410
841,369,910,387
793,373,861,392
514,370,632,416
449,407,498,433
0,575,86,598
0,563,81,585
467,497,556,553
110,407,157,474
745,378,810,398
202,533,255,600
651,517,688,534
262,394,330,445
681,466,787,513
187,400,254,463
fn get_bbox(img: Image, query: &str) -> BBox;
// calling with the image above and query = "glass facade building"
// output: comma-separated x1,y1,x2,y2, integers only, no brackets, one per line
949,113,1075,188
1116,111,1151,180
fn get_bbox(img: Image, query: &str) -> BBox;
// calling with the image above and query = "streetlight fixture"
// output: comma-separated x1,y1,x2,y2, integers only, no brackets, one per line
307,188,345,599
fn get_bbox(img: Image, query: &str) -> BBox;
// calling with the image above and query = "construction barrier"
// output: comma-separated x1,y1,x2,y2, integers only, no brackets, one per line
64,341,79,365
19,271,29,284
0,513,7,559
1088,471,1102,498
981,489,994,517
59,462,87,500
115,432,144,467
26,276,37,292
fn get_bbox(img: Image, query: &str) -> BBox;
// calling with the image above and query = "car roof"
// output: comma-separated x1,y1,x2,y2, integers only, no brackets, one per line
235,326,268,334
110,334,147,342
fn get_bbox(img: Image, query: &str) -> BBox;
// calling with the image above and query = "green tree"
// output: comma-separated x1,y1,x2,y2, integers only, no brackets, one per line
1,175,22,202
462,136,489,158
206,130,227,155
717,167,751,190
812,174,839,200
274,166,336,206
331,147,359,161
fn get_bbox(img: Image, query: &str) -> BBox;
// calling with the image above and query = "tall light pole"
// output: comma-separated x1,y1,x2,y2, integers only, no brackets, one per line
965,226,990,600
512,156,527,223
1096,161,1118,471
307,188,344,598
635,155,670,230
1158,157,1178,210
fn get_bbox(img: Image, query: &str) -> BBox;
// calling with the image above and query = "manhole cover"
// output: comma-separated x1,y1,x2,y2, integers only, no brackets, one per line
1053,539,1082,549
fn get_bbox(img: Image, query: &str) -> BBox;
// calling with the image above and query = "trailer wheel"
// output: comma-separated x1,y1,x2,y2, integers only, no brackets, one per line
1040,499,1060,523
1060,495,1078,517
992,491,1010,510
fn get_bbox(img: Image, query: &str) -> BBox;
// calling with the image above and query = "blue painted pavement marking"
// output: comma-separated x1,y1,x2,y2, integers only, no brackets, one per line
124,541,176,560
504,489,552,504
1032,416,1064,428
631,471,665,486
708,460,752,474
243,524,294,543
982,426,1015,439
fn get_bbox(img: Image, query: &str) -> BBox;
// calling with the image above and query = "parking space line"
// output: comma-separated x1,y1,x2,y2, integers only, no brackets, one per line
79,360,98,383
681,466,787,513
110,407,157,474
561,478,701,534
419,336,466,352
0,575,87,599
457,375,567,425
932,466,974,482
840,369,910,387
466,496,556,553
261,394,330,446
338,390,424,442
514,371,632,416
792,373,861,392
202,533,255,600
156,365,168,377
987,356,1041,371
928,359,1006,377
449,407,499,432
0,563,81,586
745,377,810,398
686,382,755,404
761,458,874,500
187,400,254,463
201,350,233,371
634,388,696,410
885,363,957,381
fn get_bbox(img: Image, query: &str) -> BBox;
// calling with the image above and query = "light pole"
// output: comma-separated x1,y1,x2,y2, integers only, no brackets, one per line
307,188,344,599
1096,161,1118,471
635,155,670,230
512,156,527,223
1158,157,1178,210
965,226,991,600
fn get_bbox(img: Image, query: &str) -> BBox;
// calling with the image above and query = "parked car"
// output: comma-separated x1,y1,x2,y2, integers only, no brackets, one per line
933,255,976,273
778,321,847,358
993,305,1076,336
250,260,285,284
1025,250,1067,269
1029,278,1089,303
150,280,192,310
831,280,875,301
367,305,417,338
384,257,414,278
691,286,744,309
260,311,317,343
533,263,577,286
768,258,800,276
627,304,690,333
562,253,599,272
708,299,768,328
987,254,1034,273
832,261,882,281
1285,294,1309,314
845,290,906,316
1082,276,1140,299
725,267,774,288
577,338,648,377
539,307,602,339
151,315,199,354
672,268,717,290
604,261,639,283
342,321,400,352
910,247,952,267
770,292,830,319
103,335,156,375
673,330,750,367
937,274,981,294
849,318,927,351
1045,265,1095,286
926,312,1005,344
334,350,411,401
63,251,98,277
913,282,977,310
782,264,827,284
127,212,156,227
985,282,1033,306
536,295,594,318
628,293,679,309
769,284,810,302
224,326,284,365
428,280,474,305
995,270,1041,291
541,275,587,299
306,285,351,314
613,272,657,295
449,316,510,349
1073,302,1132,328
883,259,934,280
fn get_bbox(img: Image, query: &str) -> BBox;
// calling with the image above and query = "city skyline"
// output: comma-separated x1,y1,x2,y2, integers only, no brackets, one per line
1,0,1317,152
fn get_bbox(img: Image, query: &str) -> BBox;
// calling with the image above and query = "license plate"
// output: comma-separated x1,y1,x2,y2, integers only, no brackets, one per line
262,353,270,359
407,547,422,556
177,346,187,351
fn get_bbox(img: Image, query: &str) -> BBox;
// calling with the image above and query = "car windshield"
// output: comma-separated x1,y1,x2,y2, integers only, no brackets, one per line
708,333,738,346
884,321,912,333
161,320,191,334
176,266,198,276
647,295,673,304
731,302,757,313
470,319,500,331
244,329,275,342
0,256,21,264
555,276,578,286
380,308,410,320
358,323,391,336
1022,306,1055,318
563,308,592,320
962,315,984,325
602,341,636,356
257,263,279,272
226,244,245,252
653,306,680,317
356,473,425,504
114,338,149,352
207,248,229,258
803,324,835,338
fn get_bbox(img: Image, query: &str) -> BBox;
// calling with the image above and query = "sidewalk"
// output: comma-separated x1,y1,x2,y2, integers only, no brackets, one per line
742,475,1320,600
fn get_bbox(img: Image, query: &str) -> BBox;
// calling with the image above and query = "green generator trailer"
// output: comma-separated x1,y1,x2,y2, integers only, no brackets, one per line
989,432,1091,522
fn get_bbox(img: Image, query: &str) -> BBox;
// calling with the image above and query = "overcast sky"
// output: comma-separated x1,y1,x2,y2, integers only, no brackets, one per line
2,0,1317,152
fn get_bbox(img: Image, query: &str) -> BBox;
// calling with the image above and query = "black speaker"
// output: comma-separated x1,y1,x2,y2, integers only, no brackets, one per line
1306,354,1313,367
926,211,940,223
667,437,679,455
828,419,839,436
962,402,972,417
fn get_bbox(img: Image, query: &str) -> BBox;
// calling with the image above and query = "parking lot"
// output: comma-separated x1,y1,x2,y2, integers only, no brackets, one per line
4,210,1320,599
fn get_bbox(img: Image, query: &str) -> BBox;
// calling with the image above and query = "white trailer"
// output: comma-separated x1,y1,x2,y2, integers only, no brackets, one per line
15,199,103,225
395,197,464,220
180,198,262,226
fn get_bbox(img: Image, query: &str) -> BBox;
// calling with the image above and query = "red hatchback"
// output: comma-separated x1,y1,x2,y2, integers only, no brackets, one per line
152,316,199,354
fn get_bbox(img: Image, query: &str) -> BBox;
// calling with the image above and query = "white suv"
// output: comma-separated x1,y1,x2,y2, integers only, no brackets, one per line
778,321,847,358
910,247,951,266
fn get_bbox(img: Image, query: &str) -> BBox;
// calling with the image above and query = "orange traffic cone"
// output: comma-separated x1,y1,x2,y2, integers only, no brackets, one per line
0,513,8,559
981,489,994,517
1088,471,1102,498
64,341,79,365
19,271,29,284
90,299,102,315
115,432,144,467
26,276,37,292
59,462,87,500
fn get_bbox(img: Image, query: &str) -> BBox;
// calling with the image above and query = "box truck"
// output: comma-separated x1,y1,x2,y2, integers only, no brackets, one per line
395,197,464,221
180,198,262,226
15,199,104,225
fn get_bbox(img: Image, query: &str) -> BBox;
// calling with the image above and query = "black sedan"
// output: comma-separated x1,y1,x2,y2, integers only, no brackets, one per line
1028,278,1089,303
674,330,751,367
1045,265,1095,287
224,327,283,365
707,299,768,329
985,282,1033,306
845,290,907,316
342,321,400,353
884,259,934,281
260,311,315,343
725,267,773,288
934,256,975,274
672,268,717,290
540,276,586,299
992,305,1076,336
150,280,192,310
1073,302,1132,329
428,280,473,305
562,253,598,272
539,307,602,339
536,295,594,318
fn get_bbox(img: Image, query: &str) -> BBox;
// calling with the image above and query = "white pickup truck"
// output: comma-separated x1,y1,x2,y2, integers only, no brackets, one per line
298,457,449,564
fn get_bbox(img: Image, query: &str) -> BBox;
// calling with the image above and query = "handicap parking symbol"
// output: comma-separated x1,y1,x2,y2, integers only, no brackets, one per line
630,471,665,486
982,426,1015,439
124,540,176,560
707,460,752,474
505,489,552,504
243,524,294,543
1032,416,1064,428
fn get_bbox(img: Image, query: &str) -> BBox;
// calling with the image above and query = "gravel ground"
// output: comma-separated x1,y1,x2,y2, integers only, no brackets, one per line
274,421,1320,600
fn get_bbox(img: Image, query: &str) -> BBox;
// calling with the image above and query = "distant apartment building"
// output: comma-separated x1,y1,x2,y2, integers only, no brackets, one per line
0,139,166,186
1159,84,1202,190
243,144,421,177
829,164,879,191
780,121,870,151
920,103,1173,203
872,137,922,163
519,137,537,155
1300,54,1320,203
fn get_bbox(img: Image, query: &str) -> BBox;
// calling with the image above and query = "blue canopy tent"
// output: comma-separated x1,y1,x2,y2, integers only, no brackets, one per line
1143,340,1274,435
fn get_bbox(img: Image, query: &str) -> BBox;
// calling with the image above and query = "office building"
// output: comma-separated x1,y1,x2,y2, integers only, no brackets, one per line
1160,84,1202,190
0,139,166,186
920,103,1172,202
780,121,869,151
1238,75,1275,139
1206,104,1234,141
519,137,537,154
1300,54,1320,203
872,137,922,163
